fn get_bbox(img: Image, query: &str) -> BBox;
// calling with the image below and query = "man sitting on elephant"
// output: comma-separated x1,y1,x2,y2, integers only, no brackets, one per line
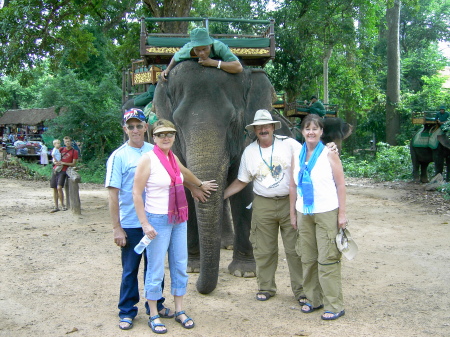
435,105,449,127
161,27,243,80
304,96,326,117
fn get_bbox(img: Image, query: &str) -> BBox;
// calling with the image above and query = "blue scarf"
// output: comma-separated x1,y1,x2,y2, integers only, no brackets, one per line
297,142,325,214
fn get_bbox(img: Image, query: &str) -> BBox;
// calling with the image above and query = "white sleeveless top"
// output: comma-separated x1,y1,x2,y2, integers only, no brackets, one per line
293,146,338,214
144,151,183,214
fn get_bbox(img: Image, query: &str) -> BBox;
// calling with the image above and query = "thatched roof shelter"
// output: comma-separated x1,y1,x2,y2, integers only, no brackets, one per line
0,107,59,125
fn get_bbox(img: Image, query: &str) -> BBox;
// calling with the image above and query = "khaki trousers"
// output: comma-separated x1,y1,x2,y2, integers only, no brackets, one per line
250,194,304,299
297,209,344,312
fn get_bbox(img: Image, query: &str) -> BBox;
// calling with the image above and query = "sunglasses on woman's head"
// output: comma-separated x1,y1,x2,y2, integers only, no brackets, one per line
154,132,175,139
126,124,144,130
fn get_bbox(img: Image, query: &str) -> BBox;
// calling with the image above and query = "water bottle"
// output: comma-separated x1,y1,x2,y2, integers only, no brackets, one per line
134,235,152,254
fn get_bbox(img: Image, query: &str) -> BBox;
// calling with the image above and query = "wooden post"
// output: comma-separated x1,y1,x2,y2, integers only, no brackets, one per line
65,167,82,215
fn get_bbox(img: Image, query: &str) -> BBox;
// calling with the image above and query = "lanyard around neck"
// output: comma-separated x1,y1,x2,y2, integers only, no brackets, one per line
259,136,275,176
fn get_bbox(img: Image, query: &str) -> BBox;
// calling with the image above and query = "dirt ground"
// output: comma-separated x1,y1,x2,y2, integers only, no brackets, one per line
1,176,450,337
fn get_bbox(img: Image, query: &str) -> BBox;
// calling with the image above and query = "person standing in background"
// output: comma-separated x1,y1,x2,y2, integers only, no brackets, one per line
50,136,78,213
40,143,48,166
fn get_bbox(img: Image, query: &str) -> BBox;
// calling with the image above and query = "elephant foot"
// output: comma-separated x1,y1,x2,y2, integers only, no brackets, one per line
420,177,429,183
228,259,256,278
187,258,200,273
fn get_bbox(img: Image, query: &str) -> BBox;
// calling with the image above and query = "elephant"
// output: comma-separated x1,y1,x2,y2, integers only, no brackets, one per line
321,117,353,153
152,60,294,294
276,113,353,153
410,131,450,183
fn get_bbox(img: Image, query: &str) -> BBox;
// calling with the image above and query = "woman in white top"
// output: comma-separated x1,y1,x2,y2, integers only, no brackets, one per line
289,114,347,321
133,119,217,334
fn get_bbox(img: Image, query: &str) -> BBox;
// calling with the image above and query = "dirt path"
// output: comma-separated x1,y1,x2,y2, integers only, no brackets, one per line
0,177,449,337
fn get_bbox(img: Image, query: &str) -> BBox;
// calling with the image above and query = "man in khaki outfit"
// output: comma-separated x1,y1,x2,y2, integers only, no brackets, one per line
224,109,306,303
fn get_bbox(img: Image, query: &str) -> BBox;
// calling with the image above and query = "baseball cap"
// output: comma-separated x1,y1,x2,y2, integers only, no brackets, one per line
123,109,146,124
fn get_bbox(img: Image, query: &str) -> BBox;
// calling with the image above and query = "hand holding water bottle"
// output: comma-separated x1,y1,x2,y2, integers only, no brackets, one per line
134,235,152,254
134,223,157,254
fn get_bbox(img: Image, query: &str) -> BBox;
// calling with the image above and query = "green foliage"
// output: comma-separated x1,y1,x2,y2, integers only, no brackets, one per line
38,70,123,163
439,182,450,200
77,159,108,184
342,142,412,181
20,161,53,180
403,74,450,112
401,44,448,93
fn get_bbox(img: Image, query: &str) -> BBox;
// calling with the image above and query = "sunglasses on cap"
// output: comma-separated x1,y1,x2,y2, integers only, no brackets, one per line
126,124,145,130
154,132,175,139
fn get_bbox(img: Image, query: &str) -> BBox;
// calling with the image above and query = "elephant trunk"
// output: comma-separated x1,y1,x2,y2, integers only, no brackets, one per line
183,129,229,294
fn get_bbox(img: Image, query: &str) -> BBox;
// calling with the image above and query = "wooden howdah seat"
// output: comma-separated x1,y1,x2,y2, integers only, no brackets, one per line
411,111,438,125
122,17,275,104
272,95,339,118
140,17,275,67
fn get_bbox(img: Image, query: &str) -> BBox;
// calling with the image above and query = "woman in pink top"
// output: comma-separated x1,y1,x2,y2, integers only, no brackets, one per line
133,119,217,334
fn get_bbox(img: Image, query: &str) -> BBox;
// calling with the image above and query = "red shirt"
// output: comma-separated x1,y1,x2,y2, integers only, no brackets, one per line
60,147,79,172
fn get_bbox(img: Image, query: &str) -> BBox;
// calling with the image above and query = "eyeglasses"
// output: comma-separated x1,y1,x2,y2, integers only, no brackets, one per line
154,132,175,139
126,124,144,130
254,124,273,130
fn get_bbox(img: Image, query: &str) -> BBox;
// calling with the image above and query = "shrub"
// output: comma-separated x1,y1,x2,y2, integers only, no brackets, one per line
342,142,412,181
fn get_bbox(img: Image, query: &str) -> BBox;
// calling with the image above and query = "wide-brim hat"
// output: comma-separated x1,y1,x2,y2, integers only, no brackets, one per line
336,228,358,260
152,125,177,135
190,28,214,47
123,108,146,123
439,105,446,110
245,109,282,131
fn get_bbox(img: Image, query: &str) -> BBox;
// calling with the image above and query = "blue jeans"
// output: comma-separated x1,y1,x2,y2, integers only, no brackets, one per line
119,228,165,319
144,213,188,300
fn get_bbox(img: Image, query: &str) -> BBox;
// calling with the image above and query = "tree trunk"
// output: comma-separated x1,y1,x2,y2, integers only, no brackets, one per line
143,0,193,33
323,46,333,104
385,0,401,145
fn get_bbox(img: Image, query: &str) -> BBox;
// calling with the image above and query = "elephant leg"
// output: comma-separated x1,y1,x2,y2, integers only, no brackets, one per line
228,183,256,278
433,148,444,177
420,163,429,183
221,199,234,250
410,144,420,182
186,193,200,273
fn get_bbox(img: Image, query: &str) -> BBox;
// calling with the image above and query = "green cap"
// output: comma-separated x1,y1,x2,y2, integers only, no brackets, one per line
440,105,446,110
190,28,213,47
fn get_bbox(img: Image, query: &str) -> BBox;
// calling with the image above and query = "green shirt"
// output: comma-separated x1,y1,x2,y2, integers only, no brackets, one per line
174,39,239,62
309,100,326,117
435,111,449,123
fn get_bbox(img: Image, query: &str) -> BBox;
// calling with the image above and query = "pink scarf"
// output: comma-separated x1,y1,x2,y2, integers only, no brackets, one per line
153,145,188,224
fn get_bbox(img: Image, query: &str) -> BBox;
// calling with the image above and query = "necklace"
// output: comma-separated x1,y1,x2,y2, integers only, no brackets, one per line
259,136,275,177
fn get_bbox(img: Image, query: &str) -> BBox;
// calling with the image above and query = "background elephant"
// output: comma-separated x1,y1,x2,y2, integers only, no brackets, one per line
410,133,450,183
153,60,291,294
277,113,353,153
321,117,353,152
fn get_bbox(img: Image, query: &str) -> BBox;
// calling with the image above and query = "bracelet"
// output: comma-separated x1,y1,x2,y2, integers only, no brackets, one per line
217,60,221,69
198,181,203,187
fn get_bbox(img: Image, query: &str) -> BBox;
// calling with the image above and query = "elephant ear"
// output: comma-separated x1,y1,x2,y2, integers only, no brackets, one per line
437,134,450,149
153,80,173,122
245,69,275,126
